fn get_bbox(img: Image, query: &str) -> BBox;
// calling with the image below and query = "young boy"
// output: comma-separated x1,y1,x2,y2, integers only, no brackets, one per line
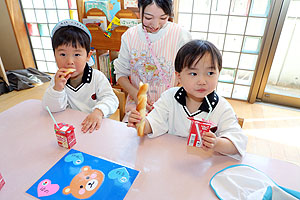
128,40,247,160
42,19,119,133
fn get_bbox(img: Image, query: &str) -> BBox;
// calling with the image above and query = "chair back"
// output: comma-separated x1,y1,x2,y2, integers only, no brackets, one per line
238,117,244,128
113,88,126,120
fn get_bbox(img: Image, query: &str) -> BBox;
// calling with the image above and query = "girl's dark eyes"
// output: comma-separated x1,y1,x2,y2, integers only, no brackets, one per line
75,54,81,57
189,72,214,76
144,17,167,20
60,53,66,56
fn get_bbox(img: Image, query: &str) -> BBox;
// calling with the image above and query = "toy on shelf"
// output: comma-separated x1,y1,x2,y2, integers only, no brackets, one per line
84,8,138,51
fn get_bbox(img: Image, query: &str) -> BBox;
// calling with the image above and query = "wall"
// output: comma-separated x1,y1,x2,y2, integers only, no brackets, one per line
0,0,23,71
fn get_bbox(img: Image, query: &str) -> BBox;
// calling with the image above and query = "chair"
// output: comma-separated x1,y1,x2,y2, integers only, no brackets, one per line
238,117,244,128
109,88,126,121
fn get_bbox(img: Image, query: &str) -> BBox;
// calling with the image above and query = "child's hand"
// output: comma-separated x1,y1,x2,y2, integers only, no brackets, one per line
53,68,72,91
201,131,217,151
127,110,141,128
81,109,103,133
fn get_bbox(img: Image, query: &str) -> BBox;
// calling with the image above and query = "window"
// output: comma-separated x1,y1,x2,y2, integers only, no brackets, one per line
177,0,271,100
20,0,78,73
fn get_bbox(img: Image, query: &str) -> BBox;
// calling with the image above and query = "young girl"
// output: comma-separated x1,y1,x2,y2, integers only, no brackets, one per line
128,40,248,160
114,0,192,121
42,19,119,133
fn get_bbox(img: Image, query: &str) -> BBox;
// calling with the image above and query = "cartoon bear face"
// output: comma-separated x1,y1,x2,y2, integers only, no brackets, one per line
63,166,104,199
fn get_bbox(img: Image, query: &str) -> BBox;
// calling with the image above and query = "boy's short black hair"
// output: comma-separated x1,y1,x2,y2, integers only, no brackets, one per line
51,26,90,55
138,0,173,19
175,40,222,73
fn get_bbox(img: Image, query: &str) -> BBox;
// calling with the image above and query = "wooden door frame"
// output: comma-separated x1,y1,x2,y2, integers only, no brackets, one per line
5,0,35,69
248,0,291,103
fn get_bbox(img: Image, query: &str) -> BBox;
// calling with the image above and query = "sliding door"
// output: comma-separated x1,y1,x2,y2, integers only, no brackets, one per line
253,0,300,107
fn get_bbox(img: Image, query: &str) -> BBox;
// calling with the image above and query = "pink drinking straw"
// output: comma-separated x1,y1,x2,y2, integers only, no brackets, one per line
46,106,59,128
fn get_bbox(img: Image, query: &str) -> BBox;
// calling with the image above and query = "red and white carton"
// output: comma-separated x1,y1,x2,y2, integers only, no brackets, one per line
0,172,5,191
54,123,76,149
187,117,216,148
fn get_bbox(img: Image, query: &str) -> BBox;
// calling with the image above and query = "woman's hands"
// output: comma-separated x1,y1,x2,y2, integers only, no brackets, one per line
118,77,153,112
131,90,153,112
127,110,141,128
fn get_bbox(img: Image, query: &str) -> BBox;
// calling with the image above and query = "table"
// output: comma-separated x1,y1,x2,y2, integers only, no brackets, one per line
1,99,300,200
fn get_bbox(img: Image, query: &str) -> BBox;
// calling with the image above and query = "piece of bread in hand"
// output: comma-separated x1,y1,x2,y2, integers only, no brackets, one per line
136,82,149,137
64,68,76,76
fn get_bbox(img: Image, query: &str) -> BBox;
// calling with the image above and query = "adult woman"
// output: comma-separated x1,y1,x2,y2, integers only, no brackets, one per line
114,0,191,120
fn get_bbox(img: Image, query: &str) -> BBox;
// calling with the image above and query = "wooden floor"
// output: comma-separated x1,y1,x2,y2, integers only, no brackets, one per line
1,82,300,166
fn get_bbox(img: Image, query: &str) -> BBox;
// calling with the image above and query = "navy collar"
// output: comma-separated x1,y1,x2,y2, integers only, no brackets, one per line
174,87,219,116
66,64,93,92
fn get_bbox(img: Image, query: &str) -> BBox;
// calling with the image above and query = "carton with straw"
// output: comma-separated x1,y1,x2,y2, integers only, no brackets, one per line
187,97,216,148
54,123,76,149
46,106,76,149
0,172,5,191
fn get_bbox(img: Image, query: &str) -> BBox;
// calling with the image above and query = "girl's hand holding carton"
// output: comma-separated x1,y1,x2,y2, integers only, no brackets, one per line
187,117,218,151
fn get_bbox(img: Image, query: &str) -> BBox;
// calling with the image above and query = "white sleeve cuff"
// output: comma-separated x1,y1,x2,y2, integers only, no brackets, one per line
146,115,168,138
219,133,248,160
42,86,67,112
93,104,110,118
48,86,65,97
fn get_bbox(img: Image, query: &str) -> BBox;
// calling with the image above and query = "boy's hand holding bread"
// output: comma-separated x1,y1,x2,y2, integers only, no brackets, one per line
53,68,76,91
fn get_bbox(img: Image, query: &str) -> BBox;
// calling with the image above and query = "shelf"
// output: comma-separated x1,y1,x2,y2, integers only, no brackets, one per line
85,8,138,51
76,0,138,84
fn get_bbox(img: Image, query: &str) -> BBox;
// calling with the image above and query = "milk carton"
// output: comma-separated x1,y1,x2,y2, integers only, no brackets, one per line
0,173,5,191
187,117,216,148
54,123,76,149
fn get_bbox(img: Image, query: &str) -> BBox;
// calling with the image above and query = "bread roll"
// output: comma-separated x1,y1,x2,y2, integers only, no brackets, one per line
65,68,76,76
136,82,149,137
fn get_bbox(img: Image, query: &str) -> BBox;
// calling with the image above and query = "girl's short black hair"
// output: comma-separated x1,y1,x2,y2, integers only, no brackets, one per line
51,26,90,55
175,40,222,73
138,0,173,19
